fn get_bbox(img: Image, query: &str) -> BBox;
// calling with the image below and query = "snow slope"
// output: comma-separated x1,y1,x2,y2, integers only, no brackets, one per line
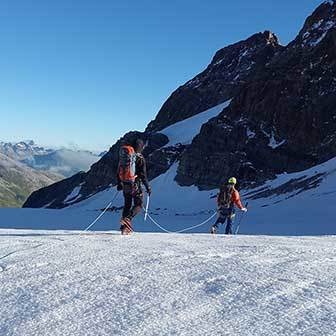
63,157,336,235
0,230,335,336
1,156,336,235
160,101,230,147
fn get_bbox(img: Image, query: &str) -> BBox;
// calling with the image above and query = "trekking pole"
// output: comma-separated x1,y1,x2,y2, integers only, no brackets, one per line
235,201,249,235
144,195,150,221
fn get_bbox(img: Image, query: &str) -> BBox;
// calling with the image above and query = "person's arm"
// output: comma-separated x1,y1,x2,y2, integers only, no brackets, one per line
137,155,151,194
232,190,246,211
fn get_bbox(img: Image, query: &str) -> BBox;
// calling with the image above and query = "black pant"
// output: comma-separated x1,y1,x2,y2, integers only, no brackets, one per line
214,208,235,234
122,183,144,220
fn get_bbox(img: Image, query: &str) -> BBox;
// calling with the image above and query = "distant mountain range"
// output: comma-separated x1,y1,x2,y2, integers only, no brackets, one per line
0,141,100,178
0,140,101,207
0,152,62,207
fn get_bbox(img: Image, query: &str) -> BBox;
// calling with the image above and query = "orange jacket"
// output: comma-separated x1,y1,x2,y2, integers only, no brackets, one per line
217,187,244,210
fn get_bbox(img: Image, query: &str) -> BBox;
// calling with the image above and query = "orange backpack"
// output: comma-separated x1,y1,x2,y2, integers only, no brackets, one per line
118,145,137,183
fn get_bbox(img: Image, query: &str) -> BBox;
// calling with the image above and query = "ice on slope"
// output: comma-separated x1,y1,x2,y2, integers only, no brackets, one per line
0,230,335,336
160,100,230,147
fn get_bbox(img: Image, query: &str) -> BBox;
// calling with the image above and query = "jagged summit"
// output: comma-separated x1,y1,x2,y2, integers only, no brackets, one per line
146,31,282,132
323,0,335,6
297,0,336,47
175,2,336,189
211,31,279,65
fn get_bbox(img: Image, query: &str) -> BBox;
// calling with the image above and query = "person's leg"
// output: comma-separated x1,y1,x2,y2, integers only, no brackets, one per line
120,197,133,234
225,214,235,234
211,216,225,233
122,185,133,218
129,190,144,219
120,184,134,233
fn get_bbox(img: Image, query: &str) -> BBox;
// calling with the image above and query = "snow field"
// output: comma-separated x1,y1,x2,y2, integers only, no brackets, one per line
1,230,336,336
160,101,230,147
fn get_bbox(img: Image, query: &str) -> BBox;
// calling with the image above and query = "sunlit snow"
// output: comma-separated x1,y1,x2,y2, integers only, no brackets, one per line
0,230,335,336
160,101,230,147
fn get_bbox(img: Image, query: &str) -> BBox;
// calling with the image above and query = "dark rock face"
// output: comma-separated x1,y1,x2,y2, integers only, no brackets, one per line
175,1,336,189
146,144,186,180
81,131,170,194
146,31,282,132
23,131,172,208
23,172,86,209
23,1,336,209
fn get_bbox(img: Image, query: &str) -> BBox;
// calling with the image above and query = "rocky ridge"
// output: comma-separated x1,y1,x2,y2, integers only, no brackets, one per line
23,1,336,208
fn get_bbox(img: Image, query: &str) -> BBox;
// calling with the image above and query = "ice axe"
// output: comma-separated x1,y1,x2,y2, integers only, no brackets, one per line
235,201,249,235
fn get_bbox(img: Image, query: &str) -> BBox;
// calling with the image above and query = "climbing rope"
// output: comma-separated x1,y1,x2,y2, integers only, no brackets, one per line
143,207,218,234
82,190,218,234
82,191,120,232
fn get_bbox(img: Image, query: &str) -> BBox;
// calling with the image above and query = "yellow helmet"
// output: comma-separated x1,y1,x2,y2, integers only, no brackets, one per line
228,177,237,185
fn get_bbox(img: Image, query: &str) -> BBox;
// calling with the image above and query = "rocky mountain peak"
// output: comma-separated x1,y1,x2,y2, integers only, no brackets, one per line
297,0,336,48
146,31,282,132
23,1,336,210
211,31,279,65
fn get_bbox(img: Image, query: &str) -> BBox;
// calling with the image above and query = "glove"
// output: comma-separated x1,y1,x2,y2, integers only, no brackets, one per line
241,207,248,212
146,186,152,196
117,183,123,191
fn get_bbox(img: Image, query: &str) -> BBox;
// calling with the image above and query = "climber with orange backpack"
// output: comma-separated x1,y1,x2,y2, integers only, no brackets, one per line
117,138,152,235
211,177,247,235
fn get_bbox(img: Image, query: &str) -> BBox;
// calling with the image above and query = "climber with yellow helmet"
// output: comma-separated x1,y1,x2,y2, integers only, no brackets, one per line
210,177,248,235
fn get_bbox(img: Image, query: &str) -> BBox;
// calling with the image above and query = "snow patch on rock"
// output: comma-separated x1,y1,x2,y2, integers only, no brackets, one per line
302,16,336,47
160,101,230,147
64,186,82,204
268,132,286,149
246,128,256,139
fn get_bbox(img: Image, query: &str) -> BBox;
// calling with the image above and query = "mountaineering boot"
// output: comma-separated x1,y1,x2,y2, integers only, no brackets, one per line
120,217,133,235
210,225,218,234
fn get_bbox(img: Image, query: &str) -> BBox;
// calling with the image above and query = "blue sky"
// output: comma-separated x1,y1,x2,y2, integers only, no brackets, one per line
0,0,324,151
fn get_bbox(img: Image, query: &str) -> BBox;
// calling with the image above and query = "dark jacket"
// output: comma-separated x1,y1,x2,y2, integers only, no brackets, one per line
134,153,150,191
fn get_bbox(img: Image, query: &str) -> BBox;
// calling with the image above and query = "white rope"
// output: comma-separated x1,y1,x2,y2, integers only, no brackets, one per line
83,192,120,232
83,201,113,232
145,211,174,233
144,208,218,234
175,212,218,233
